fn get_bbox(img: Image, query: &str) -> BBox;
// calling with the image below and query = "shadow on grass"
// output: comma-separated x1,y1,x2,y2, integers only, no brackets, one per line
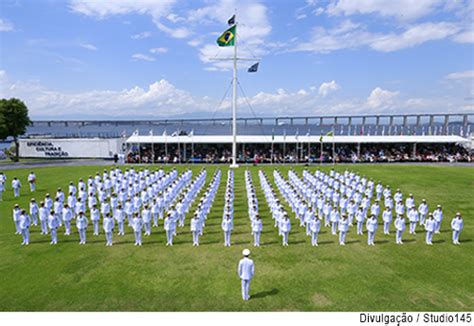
460,239,472,243
403,239,416,243
318,240,334,245
251,288,279,299
374,240,389,244
432,239,445,244
345,240,360,245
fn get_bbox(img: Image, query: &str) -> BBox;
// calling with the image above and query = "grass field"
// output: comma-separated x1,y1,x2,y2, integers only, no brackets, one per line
0,164,473,311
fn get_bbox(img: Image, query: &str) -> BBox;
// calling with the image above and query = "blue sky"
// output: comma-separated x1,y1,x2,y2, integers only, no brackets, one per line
0,0,473,119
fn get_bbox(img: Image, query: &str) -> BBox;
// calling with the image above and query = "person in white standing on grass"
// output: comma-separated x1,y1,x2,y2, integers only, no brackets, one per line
252,214,263,247
0,172,6,201
76,211,88,245
27,171,36,192
238,249,255,301
11,177,21,198
450,213,463,245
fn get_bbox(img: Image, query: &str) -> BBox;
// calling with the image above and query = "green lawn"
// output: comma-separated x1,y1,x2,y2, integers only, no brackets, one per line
0,164,472,311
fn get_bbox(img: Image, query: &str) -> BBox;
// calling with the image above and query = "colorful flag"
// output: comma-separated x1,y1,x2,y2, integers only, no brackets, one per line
217,25,236,47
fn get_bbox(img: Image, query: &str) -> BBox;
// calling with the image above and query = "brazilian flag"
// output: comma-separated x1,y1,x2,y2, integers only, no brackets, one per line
217,25,236,47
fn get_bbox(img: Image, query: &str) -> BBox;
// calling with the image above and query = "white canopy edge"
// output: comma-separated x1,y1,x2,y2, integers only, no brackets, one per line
126,135,469,144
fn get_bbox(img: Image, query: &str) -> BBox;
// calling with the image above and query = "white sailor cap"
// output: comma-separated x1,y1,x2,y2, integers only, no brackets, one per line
242,249,251,257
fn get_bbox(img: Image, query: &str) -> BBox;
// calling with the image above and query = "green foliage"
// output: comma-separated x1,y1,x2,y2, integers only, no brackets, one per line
0,164,472,311
0,98,32,161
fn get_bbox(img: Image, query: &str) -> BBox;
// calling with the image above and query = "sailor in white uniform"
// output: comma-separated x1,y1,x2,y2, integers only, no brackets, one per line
394,215,406,244
407,206,419,234
222,213,233,247
48,210,59,245
103,213,115,246
141,205,152,236
114,204,126,235
11,177,21,198
0,172,6,201
433,205,443,234
355,206,365,235
27,172,36,192
382,206,392,234
424,213,436,245
76,211,89,245
132,213,143,246
280,214,291,246
62,204,73,235
366,215,378,246
39,202,49,235
190,214,201,246
418,199,428,226
238,249,255,301
89,204,100,236
251,214,262,247
19,209,31,245
338,214,349,245
450,213,463,245
29,199,39,226
164,212,176,246
309,216,321,246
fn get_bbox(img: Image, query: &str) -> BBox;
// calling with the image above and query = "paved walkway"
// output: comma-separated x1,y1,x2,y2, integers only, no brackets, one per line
0,159,473,170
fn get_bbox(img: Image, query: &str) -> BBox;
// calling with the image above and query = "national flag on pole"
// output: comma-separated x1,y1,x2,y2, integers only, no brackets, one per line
132,129,139,136
162,129,167,137
217,25,236,47
248,62,259,73
188,129,194,137
319,130,333,143
171,131,178,137
227,14,235,26
149,130,153,136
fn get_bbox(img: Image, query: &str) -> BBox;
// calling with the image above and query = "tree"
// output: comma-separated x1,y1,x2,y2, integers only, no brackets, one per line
0,98,31,161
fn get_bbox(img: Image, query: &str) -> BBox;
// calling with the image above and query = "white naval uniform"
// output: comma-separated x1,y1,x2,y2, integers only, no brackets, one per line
103,216,115,246
450,217,463,244
190,217,201,246
394,217,406,244
280,218,291,246
251,219,262,246
238,257,255,301
76,215,88,244
366,217,378,245
222,218,233,247
424,219,436,245
309,218,321,246
132,217,143,246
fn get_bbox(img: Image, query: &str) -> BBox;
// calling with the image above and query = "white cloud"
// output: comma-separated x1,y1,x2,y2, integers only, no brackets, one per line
326,0,442,21
367,87,399,109
0,71,213,118
131,53,155,62
318,80,340,97
445,70,474,80
69,0,176,19
453,28,474,43
79,43,98,51
150,47,168,54
154,21,191,39
370,22,460,52
0,18,14,32
131,31,152,40
0,71,467,118
295,20,460,53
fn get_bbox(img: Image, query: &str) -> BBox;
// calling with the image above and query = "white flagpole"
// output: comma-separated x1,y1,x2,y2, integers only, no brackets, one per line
150,129,154,164
230,17,238,168
164,129,168,164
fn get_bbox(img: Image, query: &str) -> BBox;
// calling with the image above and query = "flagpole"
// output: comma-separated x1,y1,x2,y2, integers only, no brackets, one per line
164,129,168,165
191,129,194,165
150,130,154,164
230,18,238,169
